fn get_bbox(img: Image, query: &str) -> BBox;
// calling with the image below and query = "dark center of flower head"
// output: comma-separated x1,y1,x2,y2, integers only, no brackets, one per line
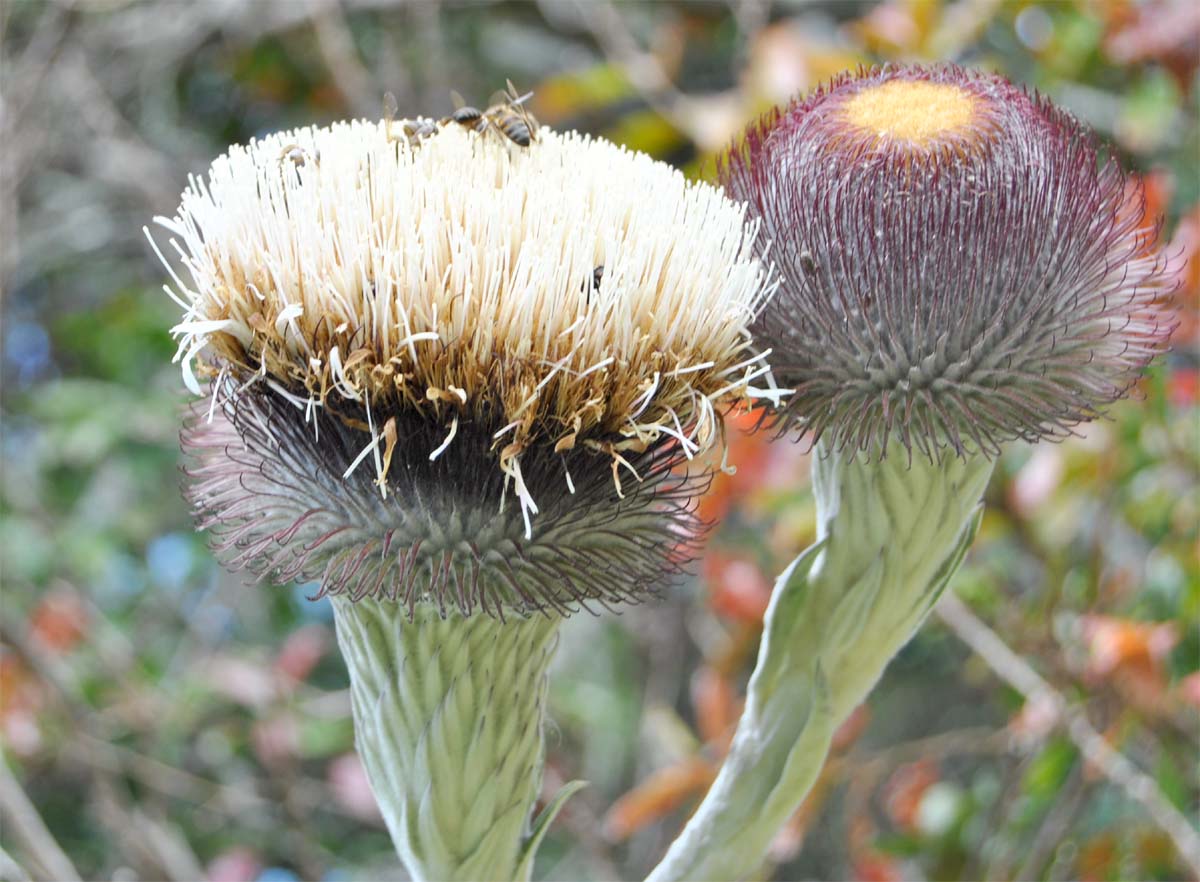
185,376,702,618
723,63,1174,459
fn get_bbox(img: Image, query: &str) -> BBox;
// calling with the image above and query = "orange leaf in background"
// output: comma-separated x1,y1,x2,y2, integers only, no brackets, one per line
1079,615,1180,713
852,853,906,882
849,811,904,882
602,757,715,842
1168,368,1199,407
28,588,88,654
0,653,43,755
691,664,738,746
705,554,771,624
696,408,771,525
1166,206,1200,347
0,654,32,717
882,758,940,833
831,704,871,753
1080,615,1179,680
1078,833,1119,882
847,807,878,854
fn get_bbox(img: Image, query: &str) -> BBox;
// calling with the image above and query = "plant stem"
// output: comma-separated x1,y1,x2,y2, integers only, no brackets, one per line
647,441,994,882
332,598,564,882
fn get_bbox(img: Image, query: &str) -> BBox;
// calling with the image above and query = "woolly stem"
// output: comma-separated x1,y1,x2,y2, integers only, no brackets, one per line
332,598,568,882
647,441,994,882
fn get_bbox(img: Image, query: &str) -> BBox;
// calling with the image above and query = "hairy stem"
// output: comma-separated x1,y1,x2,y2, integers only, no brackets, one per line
332,598,565,882
648,442,994,881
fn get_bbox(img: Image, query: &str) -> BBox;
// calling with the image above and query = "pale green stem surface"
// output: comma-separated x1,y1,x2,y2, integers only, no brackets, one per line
647,441,995,882
332,598,574,882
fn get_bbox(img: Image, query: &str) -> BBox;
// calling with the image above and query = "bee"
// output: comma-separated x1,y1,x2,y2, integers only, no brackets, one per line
480,80,538,147
402,117,438,141
448,105,485,127
278,143,316,168
277,145,318,192
384,91,437,147
581,265,604,306
441,91,486,131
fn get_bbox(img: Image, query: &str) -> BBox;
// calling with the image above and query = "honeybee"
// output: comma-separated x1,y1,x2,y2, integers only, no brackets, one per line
402,117,438,141
581,265,604,305
480,80,538,147
384,91,437,147
441,91,486,131
278,143,317,168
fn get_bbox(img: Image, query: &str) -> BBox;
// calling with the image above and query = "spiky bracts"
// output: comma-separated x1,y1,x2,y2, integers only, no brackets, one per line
721,63,1174,459
157,117,776,614
183,377,703,616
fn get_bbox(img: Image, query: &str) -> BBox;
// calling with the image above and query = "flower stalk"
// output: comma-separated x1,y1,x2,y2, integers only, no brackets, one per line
333,598,572,882
648,443,993,881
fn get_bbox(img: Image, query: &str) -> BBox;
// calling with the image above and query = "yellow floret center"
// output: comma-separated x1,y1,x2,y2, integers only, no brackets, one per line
841,80,978,145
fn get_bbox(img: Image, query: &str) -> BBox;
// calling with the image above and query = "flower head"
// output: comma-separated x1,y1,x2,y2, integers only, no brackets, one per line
154,116,777,615
721,63,1174,458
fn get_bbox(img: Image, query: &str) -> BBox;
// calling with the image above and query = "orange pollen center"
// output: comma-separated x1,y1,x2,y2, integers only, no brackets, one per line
841,80,979,145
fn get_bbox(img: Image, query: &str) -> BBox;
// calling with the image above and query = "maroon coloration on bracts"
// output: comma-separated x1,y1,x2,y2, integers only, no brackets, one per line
721,64,1175,458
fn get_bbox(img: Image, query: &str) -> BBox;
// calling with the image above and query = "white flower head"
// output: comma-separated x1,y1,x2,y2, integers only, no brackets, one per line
153,115,779,614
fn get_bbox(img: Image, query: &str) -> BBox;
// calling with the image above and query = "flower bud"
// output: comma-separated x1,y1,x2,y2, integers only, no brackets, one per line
721,64,1174,458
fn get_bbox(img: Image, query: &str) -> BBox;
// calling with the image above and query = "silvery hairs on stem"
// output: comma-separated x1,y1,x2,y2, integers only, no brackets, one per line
722,63,1175,459
151,115,781,617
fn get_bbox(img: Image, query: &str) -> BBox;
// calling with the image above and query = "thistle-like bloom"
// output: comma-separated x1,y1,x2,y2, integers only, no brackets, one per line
721,63,1174,458
153,119,777,615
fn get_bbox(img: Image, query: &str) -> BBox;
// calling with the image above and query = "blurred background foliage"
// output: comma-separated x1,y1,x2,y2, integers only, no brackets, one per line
1,1,1197,880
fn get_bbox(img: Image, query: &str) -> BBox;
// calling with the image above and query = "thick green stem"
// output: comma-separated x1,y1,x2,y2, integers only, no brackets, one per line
332,598,564,882
648,442,994,882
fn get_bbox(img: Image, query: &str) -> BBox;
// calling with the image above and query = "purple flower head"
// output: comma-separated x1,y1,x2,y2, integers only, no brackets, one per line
721,64,1175,459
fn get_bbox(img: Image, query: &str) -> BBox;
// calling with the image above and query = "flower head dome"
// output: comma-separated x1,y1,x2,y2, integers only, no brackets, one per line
720,63,1174,458
154,116,778,615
